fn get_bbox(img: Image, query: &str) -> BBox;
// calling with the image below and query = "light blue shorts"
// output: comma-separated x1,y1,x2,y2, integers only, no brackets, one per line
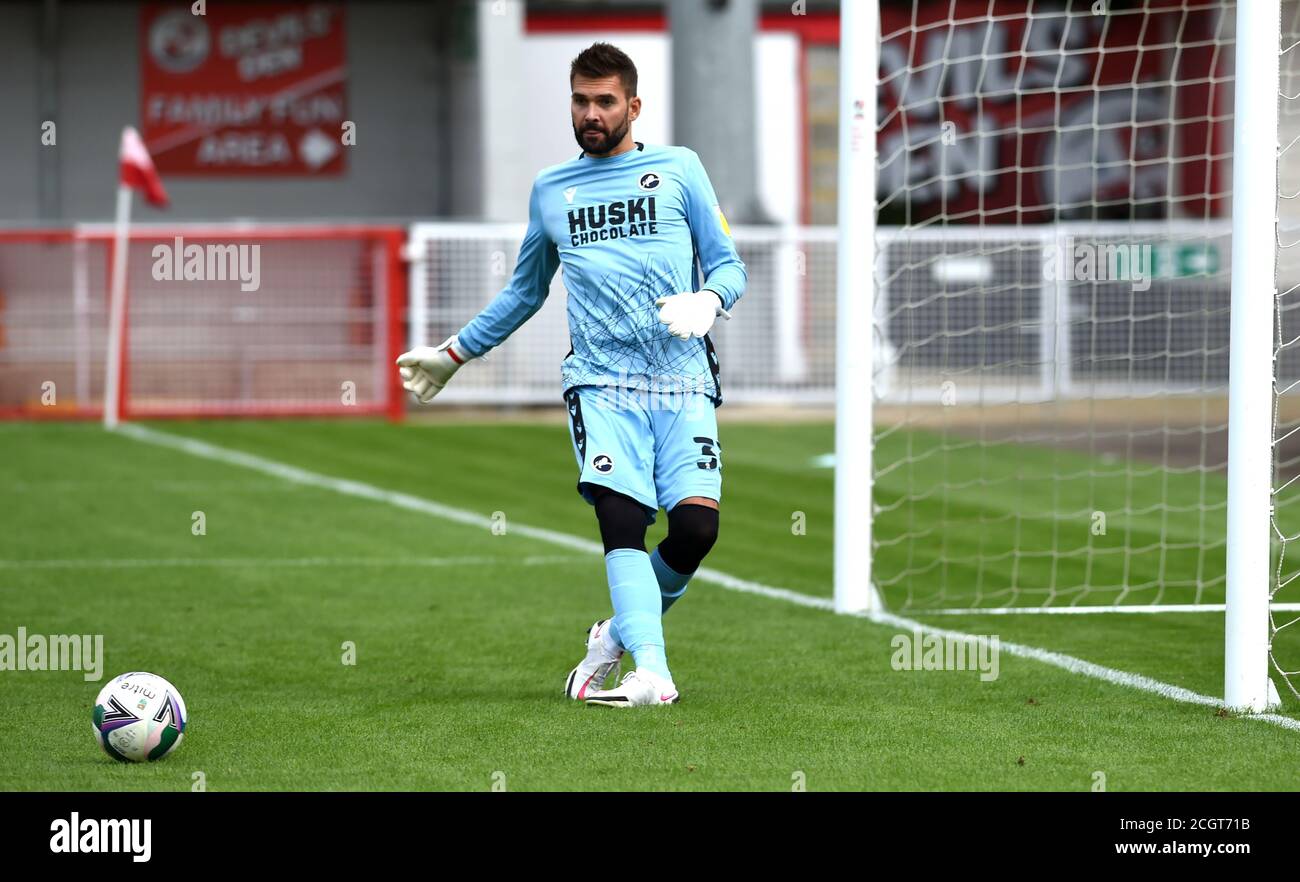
564,385,722,525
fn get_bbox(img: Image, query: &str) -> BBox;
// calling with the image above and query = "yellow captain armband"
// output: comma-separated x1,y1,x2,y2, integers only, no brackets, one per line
714,204,732,236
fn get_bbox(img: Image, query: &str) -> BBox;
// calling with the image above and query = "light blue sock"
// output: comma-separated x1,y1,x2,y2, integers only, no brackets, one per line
650,546,691,614
604,548,671,680
605,548,692,649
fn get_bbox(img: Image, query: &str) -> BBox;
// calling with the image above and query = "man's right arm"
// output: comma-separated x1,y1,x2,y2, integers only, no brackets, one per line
455,180,560,357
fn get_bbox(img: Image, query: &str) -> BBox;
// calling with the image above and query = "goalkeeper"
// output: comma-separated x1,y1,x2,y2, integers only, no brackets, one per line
396,42,746,708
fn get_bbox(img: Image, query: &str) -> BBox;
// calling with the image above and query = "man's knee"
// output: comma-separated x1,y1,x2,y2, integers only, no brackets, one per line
590,485,649,554
659,503,719,573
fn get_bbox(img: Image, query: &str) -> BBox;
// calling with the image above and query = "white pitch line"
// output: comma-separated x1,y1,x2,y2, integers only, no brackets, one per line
114,423,1300,733
689,565,835,611
115,423,604,556
861,609,1300,732
917,603,1300,615
0,555,586,571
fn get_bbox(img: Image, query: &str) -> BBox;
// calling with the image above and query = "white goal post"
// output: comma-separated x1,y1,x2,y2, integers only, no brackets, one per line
834,0,880,616
1224,0,1279,713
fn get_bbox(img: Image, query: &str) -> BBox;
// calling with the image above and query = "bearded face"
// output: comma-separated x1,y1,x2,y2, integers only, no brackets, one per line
570,74,639,157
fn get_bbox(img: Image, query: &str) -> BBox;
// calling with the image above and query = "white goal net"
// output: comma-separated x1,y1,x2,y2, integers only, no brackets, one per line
861,0,1244,615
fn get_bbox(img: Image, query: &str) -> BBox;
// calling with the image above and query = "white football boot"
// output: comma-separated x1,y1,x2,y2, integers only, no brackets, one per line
584,669,680,708
564,619,624,700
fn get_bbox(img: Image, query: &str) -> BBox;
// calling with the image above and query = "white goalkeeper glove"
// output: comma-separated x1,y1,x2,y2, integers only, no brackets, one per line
654,289,732,340
396,335,472,403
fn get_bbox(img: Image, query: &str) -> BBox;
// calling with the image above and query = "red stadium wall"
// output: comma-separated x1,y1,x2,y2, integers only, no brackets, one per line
0,225,407,422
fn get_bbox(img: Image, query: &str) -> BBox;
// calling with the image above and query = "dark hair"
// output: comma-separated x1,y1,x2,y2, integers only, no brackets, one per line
570,42,638,98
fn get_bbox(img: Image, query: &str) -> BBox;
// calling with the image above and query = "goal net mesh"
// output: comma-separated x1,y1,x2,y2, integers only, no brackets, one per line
871,0,1237,614
1272,2,1300,699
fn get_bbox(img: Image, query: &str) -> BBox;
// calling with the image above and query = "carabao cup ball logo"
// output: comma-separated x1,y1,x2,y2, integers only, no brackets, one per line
149,10,210,74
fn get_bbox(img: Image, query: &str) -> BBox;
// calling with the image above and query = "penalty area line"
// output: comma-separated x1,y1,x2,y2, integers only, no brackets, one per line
114,423,1300,733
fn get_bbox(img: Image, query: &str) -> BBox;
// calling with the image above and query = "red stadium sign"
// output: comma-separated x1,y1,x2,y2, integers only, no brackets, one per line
140,2,347,176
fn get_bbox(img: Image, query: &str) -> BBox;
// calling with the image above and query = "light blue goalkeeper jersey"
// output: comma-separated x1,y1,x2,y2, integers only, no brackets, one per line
455,142,747,405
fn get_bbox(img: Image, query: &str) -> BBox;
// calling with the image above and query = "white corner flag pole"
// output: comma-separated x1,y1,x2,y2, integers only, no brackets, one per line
103,182,132,430
833,0,880,614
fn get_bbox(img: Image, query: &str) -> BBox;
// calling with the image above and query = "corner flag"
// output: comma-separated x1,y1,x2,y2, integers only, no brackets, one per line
104,126,169,429
118,126,169,207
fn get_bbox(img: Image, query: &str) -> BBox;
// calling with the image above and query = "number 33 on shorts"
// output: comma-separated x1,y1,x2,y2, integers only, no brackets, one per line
563,386,722,523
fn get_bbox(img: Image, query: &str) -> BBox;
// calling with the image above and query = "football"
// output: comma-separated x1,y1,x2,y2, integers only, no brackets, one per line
92,672,188,763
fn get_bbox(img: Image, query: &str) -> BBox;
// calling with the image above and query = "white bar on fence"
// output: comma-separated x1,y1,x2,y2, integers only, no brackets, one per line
774,229,807,383
73,235,90,407
403,220,1233,408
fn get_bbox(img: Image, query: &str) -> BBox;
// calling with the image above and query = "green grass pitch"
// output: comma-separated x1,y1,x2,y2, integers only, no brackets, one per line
1,417,1297,791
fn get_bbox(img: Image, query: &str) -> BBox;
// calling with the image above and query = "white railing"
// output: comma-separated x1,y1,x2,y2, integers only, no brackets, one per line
407,220,1235,406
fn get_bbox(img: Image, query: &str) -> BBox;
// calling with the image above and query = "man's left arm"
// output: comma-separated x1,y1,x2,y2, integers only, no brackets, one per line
654,149,748,340
682,148,746,313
